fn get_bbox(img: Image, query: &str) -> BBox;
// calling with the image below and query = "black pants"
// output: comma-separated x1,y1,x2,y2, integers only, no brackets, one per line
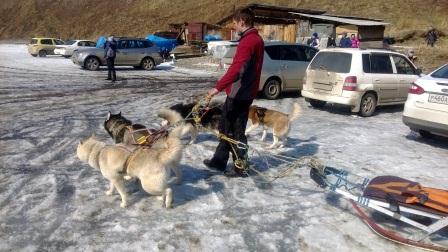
210,97,252,170
107,57,116,80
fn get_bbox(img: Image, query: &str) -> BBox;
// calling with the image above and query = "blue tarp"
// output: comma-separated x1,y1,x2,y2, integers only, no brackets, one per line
96,36,107,48
204,34,222,42
145,35,177,52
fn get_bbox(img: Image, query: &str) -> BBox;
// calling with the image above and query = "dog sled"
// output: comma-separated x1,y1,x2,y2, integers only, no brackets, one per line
310,165,448,251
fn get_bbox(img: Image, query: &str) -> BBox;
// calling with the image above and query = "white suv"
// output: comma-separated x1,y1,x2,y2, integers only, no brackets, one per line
302,48,421,116
403,64,448,138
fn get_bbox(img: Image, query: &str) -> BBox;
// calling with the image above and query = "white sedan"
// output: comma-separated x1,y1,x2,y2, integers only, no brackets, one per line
403,63,448,138
54,40,96,57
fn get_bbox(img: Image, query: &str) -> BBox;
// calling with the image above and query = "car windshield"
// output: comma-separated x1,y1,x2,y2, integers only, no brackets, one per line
65,40,77,45
431,65,448,79
309,52,352,73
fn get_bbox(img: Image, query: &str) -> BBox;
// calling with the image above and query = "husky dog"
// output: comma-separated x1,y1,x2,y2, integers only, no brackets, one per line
103,111,149,145
158,102,222,144
245,103,301,149
77,132,183,208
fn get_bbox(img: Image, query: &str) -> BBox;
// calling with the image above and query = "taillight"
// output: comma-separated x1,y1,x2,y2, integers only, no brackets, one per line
343,76,357,91
409,83,424,95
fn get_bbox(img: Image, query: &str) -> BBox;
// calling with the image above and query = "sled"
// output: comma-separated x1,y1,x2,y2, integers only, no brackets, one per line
310,166,448,251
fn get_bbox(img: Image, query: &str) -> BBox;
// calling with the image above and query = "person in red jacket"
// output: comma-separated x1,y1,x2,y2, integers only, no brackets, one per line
204,9,264,177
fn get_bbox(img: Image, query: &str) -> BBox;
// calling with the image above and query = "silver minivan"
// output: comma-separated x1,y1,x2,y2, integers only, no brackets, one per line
221,41,318,99
302,48,421,116
72,38,163,71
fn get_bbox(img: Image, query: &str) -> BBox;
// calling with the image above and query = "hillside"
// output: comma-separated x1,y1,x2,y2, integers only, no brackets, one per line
1,0,447,70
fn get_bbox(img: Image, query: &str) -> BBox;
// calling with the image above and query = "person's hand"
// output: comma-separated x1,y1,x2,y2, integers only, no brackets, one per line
207,88,219,97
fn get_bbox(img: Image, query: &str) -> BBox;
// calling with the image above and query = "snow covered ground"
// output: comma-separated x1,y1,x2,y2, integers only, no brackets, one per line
0,44,447,251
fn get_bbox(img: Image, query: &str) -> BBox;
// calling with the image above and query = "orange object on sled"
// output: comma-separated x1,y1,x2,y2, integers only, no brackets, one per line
363,176,448,214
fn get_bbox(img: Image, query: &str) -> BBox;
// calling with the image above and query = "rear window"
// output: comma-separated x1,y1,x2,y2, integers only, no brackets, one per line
30,39,38,44
309,52,352,73
40,39,53,45
431,65,448,79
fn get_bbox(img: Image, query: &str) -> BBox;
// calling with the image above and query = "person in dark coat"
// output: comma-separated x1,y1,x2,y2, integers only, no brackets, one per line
426,28,438,47
339,32,352,48
204,9,264,177
104,35,117,81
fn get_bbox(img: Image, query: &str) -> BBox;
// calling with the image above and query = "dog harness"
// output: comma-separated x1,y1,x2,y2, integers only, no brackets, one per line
126,126,168,147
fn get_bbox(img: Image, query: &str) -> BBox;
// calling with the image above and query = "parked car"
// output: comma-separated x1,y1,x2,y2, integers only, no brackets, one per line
72,37,163,71
27,38,65,57
403,64,448,138
221,41,318,99
54,40,96,58
302,48,422,116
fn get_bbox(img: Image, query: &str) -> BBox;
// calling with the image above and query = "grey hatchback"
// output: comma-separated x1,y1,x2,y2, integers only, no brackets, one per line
72,38,163,71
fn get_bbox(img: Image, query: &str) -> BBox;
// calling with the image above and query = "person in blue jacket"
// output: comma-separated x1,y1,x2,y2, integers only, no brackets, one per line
339,32,352,48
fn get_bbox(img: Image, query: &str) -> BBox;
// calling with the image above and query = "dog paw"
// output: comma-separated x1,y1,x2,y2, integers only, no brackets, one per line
157,196,164,201
120,202,128,208
105,190,113,196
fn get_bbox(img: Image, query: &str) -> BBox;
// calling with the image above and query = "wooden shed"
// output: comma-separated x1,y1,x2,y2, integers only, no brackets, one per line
216,4,325,42
290,12,389,48
168,22,222,43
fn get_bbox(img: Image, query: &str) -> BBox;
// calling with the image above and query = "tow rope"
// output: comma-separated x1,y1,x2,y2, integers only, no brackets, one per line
189,95,323,182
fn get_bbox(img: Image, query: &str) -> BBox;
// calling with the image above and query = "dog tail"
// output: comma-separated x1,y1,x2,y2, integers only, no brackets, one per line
158,136,183,167
288,102,301,122
158,108,183,124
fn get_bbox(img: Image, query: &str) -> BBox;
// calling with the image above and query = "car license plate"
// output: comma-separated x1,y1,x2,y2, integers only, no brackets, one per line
428,94,448,105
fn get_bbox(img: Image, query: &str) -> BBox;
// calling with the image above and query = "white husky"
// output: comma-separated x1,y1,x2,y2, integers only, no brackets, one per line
76,132,183,209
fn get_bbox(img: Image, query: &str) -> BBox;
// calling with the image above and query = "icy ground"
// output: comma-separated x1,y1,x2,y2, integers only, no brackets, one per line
0,44,447,252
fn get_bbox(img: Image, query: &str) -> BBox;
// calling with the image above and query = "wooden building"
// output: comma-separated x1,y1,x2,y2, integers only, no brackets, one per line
216,4,389,48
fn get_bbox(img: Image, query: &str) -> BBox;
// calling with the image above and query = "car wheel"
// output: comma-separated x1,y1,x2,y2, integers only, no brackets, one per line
419,130,435,139
308,99,327,108
38,50,47,57
359,93,377,117
263,79,281,99
84,57,100,71
141,57,155,70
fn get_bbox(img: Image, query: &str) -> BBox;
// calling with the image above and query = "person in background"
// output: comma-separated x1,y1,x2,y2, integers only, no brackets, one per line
406,49,417,63
309,32,320,48
351,34,360,48
104,35,117,82
426,28,438,47
204,9,264,177
327,35,337,48
339,32,352,48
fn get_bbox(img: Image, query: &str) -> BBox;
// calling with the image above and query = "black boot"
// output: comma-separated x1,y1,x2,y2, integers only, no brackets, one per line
203,159,226,172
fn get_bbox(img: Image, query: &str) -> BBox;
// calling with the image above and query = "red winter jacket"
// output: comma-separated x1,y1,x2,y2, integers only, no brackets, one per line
215,28,264,100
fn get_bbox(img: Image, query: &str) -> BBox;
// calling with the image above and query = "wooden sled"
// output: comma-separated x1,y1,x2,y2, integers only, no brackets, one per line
310,166,448,251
